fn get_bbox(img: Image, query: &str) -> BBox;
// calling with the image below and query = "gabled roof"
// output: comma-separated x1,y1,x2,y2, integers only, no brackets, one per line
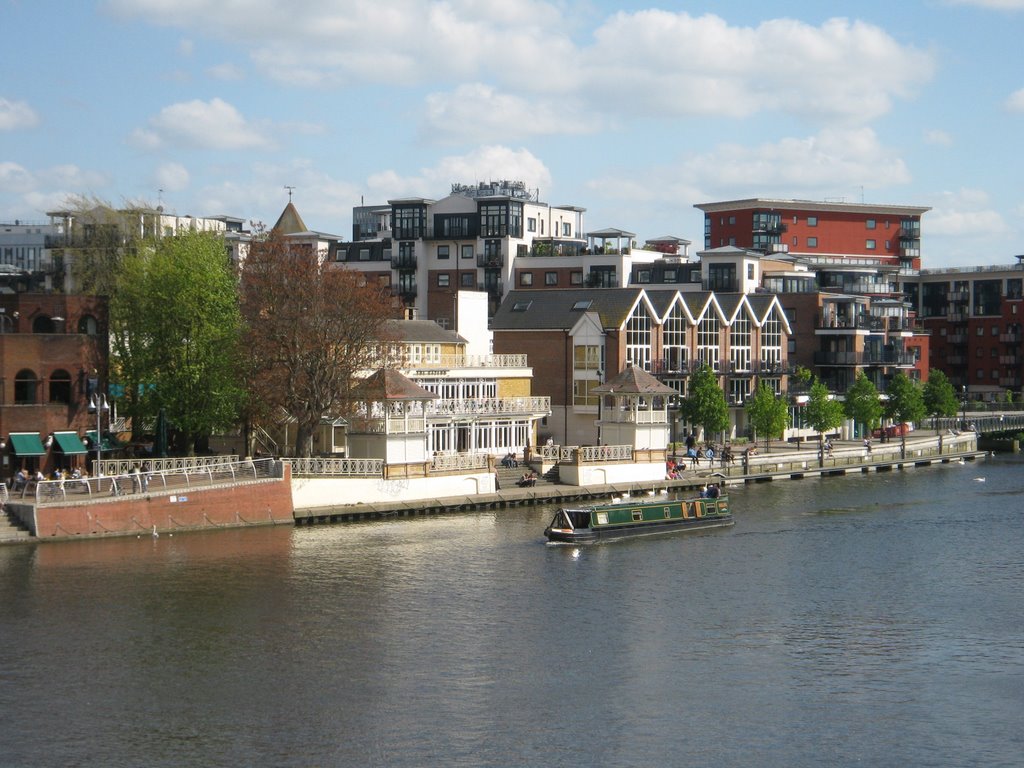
491,289,647,331
356,369,437,401
594,365,678,396
383,319,467,345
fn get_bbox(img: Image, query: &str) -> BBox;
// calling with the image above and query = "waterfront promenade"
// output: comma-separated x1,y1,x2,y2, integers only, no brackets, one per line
294,431,985,525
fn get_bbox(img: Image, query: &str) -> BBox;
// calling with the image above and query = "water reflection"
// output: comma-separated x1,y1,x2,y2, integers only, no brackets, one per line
1,457,1023,767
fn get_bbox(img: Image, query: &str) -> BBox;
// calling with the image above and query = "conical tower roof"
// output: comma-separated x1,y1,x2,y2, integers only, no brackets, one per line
272,201,308,234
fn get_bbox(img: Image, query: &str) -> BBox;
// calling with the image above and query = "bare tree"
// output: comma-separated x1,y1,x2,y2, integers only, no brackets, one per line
240,230,394,456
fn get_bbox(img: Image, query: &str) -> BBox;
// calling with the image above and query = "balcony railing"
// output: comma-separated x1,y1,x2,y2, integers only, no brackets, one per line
404,354,528,370
391,254,417,269
477,253,504,268
426,396,551,418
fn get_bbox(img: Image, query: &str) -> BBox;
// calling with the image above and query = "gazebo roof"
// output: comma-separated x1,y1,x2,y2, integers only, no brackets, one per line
357,369,437,401
593,365,678,396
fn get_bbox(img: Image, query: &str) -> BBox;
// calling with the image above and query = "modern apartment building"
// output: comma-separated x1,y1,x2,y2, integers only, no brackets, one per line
490,287,791,445
694,198,931,391
336,180,684,324
904,259,1024,399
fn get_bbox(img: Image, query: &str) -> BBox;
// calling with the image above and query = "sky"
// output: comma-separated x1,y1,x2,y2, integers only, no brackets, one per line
2,0,1023,268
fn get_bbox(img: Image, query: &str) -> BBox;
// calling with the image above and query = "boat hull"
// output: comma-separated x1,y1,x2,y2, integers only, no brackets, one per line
544,494,732,544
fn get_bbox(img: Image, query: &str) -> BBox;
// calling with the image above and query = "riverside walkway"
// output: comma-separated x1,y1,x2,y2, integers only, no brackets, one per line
294,431,986,525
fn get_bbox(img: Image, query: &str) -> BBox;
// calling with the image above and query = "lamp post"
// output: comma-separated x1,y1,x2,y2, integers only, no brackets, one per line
961,385,968,430
88,391,108,473
596,369,604,445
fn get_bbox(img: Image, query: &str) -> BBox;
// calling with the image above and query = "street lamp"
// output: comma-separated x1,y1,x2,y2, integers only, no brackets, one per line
961,385,968,430
88,391,109,472
596,369,604,445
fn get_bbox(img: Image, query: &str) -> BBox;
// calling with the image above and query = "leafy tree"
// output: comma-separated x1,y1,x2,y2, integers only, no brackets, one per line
844,371,883,439
745,382,790,453
884,372,927,457
679,363,729,440
922,369,959,432
240,231,393,457
804,379,845,465
137,231,245,453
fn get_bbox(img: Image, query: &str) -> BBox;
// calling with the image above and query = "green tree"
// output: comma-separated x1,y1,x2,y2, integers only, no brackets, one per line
745,382,790,453
121,231,245,453
844,371,883,439
679,363,730,440
804,379,845,465
240,231,392,457
922,369,959,433
884,372,927,457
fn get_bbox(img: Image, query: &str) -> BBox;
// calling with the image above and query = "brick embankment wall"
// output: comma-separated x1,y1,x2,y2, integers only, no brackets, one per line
24,475,294,540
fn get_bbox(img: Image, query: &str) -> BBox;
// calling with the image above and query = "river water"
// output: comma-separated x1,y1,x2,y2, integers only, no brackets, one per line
2,455,1022,767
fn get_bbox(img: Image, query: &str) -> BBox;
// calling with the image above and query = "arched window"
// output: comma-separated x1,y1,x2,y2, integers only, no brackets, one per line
78,315,99,335
49,369,72,404
32,315,56,333
14,369,38,404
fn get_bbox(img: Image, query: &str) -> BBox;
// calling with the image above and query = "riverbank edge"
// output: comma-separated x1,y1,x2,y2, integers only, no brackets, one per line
294,443,989,525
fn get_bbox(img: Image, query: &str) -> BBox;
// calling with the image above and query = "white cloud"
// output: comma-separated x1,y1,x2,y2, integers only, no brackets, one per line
154,162,190,192
366,146,552,201
102,3,934,133
0,161,36,192
207,62,245,81
421,84,599,144
683,128,911,195
944,0,1024,9
926,189,1009,238
1004,88,1024,113
0,97,40,131
130,98,271,150
924,129,954,146
178,38,194,56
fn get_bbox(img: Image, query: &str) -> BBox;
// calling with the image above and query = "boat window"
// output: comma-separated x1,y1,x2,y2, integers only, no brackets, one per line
596,512,608,525
663,507,671,519
631,509,643,521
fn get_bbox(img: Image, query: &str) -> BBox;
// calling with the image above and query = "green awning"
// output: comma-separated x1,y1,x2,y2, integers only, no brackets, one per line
53,431,88,454
8,432,46,456
86,430,118,452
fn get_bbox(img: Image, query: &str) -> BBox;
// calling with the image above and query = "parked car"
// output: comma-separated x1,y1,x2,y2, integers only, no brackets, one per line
872,422,913,438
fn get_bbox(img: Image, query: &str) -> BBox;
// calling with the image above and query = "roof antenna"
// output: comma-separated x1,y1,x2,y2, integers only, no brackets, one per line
284,185,295,202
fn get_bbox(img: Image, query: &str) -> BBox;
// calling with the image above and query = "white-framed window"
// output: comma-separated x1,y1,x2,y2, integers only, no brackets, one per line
729,315,751,372
697,314,720,370
625,305,652,370
662,304,689,373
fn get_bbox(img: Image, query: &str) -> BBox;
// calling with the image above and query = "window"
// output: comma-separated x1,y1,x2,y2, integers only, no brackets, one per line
636,270,650,283
807,237,818,248
461,244,474,260
562,222,571,237
520,272,533,286
359,248,370,261
662,304,689,373
572,300,593,311
512,301,532,312
527,217,537,232
807,216,818,226
14,369,37,404
866,240,876,250
625,305,653,370
78,315,98,335
570,271,583,285
545,271,558,286
573,345,602,371
665,269,676,282
573,379,600,407
747,264,755,280
437,274,450,287
460,272,475,287
729,316,751,372
697,314,720,370
49,369,72,404
866,219,876,229
977,326,984,336
437,245,450,260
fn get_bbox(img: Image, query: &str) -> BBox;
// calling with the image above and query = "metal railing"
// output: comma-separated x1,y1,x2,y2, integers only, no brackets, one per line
25,457,282,505
288,457,384,477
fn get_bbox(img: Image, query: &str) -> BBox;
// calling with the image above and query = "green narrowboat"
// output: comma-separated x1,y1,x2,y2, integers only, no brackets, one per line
544,491,732,543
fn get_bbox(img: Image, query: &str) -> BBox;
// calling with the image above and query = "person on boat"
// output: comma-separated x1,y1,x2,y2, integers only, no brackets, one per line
707,483,721,499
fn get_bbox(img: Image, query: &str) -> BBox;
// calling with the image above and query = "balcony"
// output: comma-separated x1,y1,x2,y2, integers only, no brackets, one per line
477,253,504,268
947,333,967,345
999,332,1021,343
391,253,417,270
393,284,417,300
650,358,692,375
999,355,1018,366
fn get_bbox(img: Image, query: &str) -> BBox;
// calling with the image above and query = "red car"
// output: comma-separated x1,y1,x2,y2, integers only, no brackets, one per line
872,423,913,438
